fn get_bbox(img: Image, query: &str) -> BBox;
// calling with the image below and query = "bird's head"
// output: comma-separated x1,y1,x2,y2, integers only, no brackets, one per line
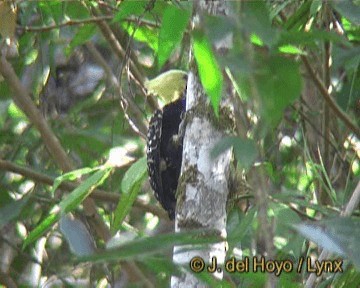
144,70,187,105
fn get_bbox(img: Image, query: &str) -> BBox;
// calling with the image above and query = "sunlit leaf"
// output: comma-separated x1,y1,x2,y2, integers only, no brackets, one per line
59,167,112,213
193,30,223,116
113,1,145,23
122,23,159,52
24,49,38,65
23,209,59,248
278,45,306,55
51,166,100,196
8,102,26,119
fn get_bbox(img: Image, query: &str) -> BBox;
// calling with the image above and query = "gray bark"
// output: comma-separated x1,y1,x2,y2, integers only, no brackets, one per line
171,1,232,287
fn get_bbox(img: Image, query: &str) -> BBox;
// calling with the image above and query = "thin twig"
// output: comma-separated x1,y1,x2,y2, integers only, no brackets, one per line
292,104,345,164
0,159,168,219
92,5,159,110
0,57,73,172
18,16,159,33
91,7,144,86
301,55,360,139
18,16,113,32
0,56,111,242
323,3,332,189
85,42,147,138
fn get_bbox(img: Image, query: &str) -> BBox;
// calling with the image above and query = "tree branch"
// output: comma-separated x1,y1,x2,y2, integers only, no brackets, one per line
0,159,168,219
90,7,144,87
301,55,360,139
0,57,73,171
91,6,159,111
0,56,111,241
172,1,231,286
18,17,159,33
85,42,148,137
18,16,114,32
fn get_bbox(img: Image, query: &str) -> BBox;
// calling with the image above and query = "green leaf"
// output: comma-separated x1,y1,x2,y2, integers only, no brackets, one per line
59,167,112,214
270,203,303,257
65,1,89,19
8,102,26,119
211,136,257,170
120,157,147,195
193,30,223,117
256,55,302,128
60,130,109,164
113,1,145,23
66,24,97,56
227,208,256,246
294,218,360,268
24,167,112,248
51,166,100,196
158,5,190,68
272,192,331,215
112,157,147,233
44,1,64,24
143,256,179,282
278,45,306,55
242,1,279,47
78,230,222,263
122,23,159,52
23,210,59,248
278,30,349,48
250,33,264,46
24,49,38,65
310,0,323,15
331,0,360,25
283,0,312,30
332,266,360,288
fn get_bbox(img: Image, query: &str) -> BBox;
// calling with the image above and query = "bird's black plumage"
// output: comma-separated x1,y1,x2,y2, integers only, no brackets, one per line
146,98,185,219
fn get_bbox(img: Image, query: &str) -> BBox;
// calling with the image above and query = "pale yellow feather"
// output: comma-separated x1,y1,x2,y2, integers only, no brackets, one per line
145,70,187,104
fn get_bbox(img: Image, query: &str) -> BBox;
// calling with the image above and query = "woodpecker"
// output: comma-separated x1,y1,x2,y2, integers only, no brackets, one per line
146,70,187,219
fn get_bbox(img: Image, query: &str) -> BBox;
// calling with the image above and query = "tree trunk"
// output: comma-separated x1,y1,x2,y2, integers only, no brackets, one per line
171,1,231,287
